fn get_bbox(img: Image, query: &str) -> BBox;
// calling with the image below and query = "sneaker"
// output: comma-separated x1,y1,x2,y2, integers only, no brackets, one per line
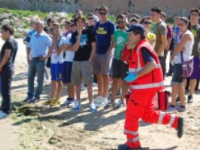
92,82,98,87
81,84,86,91
167,105,177,112
104,100,115,109
50,99,60,106
177,117,184,138
101,97,108,106
43,99,53,105
64,98,74,107
28,97,38,103
23,96,32,102
118,143,141,150
94,96,103,107
187,95,193,103
114,100,125,108
89,101,97,112
72,100,81,111
0,111,8,119
176,106,186,112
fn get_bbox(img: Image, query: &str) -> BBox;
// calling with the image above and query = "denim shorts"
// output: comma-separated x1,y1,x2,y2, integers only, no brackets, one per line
171,64,183,84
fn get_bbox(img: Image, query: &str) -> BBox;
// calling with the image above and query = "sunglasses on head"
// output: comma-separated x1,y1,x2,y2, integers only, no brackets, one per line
100,12,107,16
143,21,151,25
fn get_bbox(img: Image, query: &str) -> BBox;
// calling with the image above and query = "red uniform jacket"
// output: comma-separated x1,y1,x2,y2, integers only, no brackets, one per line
128,39,165,92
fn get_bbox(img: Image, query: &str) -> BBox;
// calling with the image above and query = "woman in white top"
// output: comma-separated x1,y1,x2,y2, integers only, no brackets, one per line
169,17,194,112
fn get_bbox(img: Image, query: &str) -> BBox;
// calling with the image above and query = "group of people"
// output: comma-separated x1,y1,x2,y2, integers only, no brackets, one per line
0,5,199,149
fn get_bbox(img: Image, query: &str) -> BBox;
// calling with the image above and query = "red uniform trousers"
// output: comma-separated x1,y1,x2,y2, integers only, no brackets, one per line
124,90,179,148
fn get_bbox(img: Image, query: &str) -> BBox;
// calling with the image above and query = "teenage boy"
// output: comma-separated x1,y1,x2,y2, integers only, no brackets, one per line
61,22,75,106
151,7,168,77
64,16,97,112
93,5,115,107
104,14,129,109
44,22,65,106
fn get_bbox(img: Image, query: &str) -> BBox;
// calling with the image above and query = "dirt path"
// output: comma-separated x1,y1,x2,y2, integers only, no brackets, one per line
0,119,18,150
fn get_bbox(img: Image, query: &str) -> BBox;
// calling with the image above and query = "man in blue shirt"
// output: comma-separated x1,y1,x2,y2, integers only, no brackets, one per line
23,20,52,103
93,5,115,106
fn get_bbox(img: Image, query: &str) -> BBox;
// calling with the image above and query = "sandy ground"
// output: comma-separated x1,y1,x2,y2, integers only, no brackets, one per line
0,38,200,150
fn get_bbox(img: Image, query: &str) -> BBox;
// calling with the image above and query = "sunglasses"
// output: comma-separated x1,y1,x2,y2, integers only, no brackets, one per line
117,21,125,24
100,12,107,16
143,21,151,25
88,18,94,20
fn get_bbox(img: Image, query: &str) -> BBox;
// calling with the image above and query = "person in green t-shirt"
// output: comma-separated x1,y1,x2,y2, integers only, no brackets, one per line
104,14,129,109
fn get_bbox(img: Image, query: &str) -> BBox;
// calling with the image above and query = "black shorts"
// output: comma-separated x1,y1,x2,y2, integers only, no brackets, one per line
112,59,128,79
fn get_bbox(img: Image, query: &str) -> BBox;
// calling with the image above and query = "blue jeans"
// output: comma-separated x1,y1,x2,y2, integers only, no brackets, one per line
27,59,45,99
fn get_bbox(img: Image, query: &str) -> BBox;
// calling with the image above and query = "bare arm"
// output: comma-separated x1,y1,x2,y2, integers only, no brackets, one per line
137,61,157,77
157,35,168,56
89,42,96,62
149,39,156,48
73,30,82,51
60,44,72,52
0,49,11,71
166,37,172,50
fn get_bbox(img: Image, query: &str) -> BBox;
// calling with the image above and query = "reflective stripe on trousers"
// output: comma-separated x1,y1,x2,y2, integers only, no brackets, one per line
124,129,138,136
127,137,140,143
158,112,176,126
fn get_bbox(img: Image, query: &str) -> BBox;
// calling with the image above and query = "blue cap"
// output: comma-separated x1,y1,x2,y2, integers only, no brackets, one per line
126,24,145,36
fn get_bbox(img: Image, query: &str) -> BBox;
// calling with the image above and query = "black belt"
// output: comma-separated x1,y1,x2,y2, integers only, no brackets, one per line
31,57,40,60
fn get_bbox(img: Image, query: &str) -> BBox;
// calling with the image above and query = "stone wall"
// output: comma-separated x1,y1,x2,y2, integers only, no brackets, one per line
0,0,200,16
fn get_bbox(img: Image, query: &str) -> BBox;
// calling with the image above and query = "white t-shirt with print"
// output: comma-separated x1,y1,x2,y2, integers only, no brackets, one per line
174,30,194,64
64,33,75,62
51,36,66,64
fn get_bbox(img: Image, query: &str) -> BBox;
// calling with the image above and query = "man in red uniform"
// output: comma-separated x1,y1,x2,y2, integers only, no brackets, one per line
118,24,184,150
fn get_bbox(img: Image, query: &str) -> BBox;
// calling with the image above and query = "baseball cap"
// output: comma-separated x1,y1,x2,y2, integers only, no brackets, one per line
126,24,145,36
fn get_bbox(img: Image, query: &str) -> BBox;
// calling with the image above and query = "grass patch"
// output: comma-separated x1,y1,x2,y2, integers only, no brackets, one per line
0,8,47,19
8,94,102,150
